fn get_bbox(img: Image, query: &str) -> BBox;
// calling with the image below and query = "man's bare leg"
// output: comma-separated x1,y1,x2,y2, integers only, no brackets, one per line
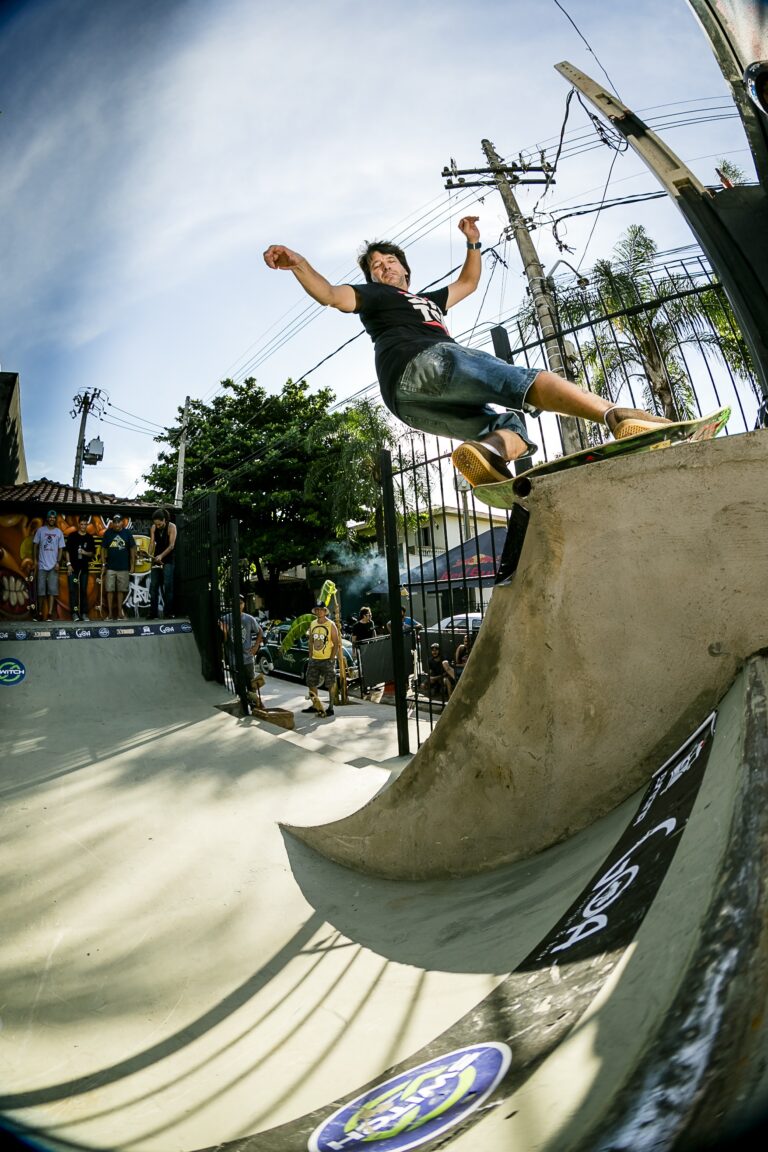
527,371,671,438
451,371,673,486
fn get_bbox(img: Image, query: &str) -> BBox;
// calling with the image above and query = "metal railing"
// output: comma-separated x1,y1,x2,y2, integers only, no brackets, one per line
382,256,764,749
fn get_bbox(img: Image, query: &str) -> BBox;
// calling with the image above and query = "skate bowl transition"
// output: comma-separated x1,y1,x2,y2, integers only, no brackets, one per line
288,431,768,878
1,430,767,1152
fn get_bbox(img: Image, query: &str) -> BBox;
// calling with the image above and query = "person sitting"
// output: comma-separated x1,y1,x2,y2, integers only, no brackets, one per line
454,632,471,680
427,642,455,699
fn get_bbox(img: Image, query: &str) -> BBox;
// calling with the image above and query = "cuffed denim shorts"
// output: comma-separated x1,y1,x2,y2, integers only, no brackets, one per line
392,343,541,455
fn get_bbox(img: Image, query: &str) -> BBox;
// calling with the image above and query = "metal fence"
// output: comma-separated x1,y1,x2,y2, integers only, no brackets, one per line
381,256,764,750
180,491,251,712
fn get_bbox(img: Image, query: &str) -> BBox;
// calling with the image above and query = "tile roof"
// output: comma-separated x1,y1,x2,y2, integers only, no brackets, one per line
0,478,161,508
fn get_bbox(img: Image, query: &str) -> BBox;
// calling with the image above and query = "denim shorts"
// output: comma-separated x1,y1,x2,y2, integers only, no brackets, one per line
37,567,59,596
392,343,541,454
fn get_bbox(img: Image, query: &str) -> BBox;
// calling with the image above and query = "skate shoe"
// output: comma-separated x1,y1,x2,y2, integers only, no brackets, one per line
605,407,672,440
450,441,512,487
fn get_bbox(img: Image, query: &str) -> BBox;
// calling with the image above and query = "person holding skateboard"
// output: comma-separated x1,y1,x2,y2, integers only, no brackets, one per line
263,219,670,487
303,601,341,718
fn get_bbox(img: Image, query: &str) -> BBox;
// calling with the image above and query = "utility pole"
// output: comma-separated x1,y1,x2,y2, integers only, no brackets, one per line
174,395,191,507
480,139,585,454
443,147,586,454
71,388,105,488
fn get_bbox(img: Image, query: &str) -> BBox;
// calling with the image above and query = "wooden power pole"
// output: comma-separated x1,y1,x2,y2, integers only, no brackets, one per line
480,139,586,454
443,144,586,454
174,395,191,507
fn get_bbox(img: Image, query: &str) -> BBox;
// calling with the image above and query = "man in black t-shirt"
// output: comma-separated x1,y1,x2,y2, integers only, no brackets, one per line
65,516,95,621
264,218,670,487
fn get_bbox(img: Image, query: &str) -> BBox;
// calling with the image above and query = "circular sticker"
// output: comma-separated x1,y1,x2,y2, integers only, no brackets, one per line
308,1043,511,1152
0,658,26,686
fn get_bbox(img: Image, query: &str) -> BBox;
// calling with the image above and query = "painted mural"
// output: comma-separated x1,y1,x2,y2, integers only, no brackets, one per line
0,511,155,621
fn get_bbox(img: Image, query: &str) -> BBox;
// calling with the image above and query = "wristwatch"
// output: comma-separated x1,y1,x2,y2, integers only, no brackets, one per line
466,241,482,250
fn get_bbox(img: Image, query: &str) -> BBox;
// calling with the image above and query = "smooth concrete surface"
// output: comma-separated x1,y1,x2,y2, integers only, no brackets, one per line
1,633,766,1151
288,431,768,879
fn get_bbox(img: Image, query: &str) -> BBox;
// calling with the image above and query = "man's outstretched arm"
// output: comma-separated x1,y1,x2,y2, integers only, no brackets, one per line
445,216,482,308
263,245,357,312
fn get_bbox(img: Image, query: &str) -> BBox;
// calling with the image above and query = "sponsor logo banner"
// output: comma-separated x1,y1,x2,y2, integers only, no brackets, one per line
309,1044,511,1152
0,657,26,685
0,621,192,641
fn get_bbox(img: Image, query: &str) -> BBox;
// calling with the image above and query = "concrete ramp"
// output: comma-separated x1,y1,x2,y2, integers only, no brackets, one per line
287,431,768,879
2,633,766,1151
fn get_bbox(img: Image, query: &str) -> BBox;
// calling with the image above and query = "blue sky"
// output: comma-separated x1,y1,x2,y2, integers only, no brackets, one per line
0,0,755,495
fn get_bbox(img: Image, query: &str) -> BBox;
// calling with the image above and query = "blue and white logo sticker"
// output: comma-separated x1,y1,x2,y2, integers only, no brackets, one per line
308,1043,511,1152
0,658,26,686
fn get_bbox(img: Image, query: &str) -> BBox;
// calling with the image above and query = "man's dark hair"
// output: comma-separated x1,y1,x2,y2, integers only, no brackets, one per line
152,508,169,522
357,241,411,285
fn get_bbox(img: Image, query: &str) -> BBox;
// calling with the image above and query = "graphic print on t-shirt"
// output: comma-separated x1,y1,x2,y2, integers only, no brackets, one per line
400,290,450,332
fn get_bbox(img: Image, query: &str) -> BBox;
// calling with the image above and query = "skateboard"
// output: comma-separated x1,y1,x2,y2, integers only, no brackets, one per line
310,693,327,717
473,407,731,507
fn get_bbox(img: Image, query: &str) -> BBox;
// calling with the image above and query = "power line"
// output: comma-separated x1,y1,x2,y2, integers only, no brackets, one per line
551,0,621,97
106,402,165,430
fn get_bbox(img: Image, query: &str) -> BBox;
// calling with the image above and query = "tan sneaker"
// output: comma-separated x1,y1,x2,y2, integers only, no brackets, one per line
605,406,673,440
451,441,512,487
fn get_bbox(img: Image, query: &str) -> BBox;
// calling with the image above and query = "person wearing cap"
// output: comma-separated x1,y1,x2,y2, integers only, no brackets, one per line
100,514,136,620
303,601,341,717
149,507,178,619
220,594,264,698
32,509,65,621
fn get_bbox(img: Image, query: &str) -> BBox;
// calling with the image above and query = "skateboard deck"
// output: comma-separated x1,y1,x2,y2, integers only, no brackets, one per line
474,407,731,507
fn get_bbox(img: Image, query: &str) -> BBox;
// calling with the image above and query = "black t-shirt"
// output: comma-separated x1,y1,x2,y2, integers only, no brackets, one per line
351,283,452,408
66,531,95,573
351,620,375,645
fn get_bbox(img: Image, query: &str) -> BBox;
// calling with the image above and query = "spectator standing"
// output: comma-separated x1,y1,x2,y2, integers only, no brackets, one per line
149,508,177,619
66,516,95,621
350,606,376,649
303,601,340,717
386,605,422,634
101,514,136,620
221,594,264,698
33,509,65,621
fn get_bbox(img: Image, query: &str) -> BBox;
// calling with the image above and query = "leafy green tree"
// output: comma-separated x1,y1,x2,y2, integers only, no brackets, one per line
305,397,434,556
140,377,344,606
549,224,752,424
305,398,398,555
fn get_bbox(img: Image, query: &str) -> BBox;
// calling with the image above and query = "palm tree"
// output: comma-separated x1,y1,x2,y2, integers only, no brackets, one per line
549,224,752,424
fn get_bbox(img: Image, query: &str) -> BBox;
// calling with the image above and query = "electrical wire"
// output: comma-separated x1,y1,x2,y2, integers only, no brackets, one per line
551,0,622,97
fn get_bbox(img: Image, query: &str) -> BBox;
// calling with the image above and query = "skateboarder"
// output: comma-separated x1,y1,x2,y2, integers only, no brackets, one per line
263,219,671,486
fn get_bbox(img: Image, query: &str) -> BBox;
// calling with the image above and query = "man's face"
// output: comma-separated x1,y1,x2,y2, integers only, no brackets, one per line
313,608,328,621
46,513,57,527
78,521,88,533
368,250,409,289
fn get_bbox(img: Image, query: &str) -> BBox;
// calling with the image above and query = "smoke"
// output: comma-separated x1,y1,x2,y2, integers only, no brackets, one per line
321,543,391,614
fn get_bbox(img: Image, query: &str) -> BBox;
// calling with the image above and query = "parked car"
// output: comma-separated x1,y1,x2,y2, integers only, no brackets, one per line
260,621,355,683
425,612,484,636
